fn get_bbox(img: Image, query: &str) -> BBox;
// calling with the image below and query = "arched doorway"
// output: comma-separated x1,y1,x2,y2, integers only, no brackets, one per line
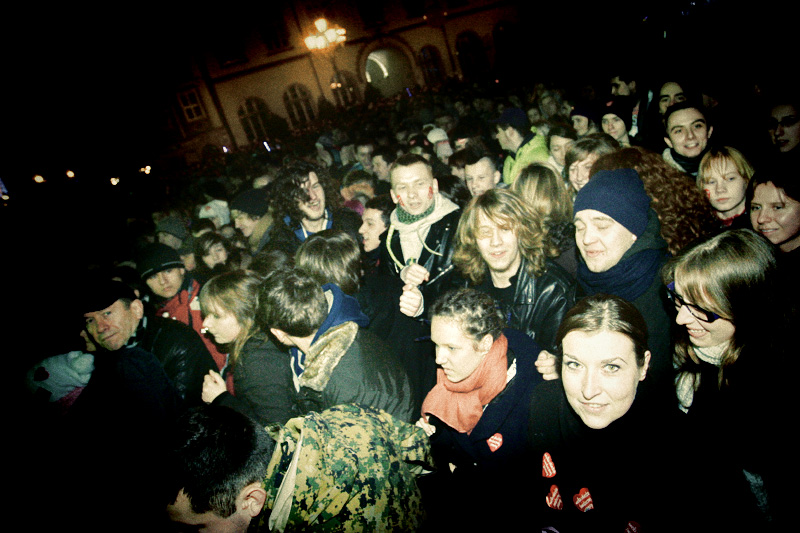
364,46,416,98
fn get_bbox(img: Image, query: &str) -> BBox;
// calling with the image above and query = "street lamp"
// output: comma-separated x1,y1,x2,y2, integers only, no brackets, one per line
304,18,346,52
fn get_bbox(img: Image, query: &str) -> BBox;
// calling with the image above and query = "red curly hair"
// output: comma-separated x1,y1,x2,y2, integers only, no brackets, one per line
590,147,718,255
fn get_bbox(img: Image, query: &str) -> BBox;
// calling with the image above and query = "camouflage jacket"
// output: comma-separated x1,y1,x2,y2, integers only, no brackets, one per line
259,404,432,532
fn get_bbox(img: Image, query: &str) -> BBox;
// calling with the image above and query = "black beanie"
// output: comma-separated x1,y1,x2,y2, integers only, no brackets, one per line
136,243,185,280
231,189,269,218
80,279,139,314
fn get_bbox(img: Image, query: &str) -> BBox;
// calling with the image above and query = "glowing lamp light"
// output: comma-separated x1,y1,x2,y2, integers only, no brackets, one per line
1,194,9,201
66,170,75,178
263,141,271,152
315,18,328,33
110,177,120,185
33,175,45,183
223,146,229,153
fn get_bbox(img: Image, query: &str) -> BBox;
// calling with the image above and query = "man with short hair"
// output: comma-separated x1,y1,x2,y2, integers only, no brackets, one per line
371,145,396,195
269,160,361,254
463,146,502,197
491,107,550,185
257,268,414,422
156,216,196,270
452,189,577,352
81,278,217,405
165,403,431,532
136,243,231,389
662,100,714,177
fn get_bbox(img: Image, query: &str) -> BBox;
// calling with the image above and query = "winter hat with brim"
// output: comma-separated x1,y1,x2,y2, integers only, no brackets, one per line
136,243,185,280
80,279,139,315
156,216,189,241
573,168,650,238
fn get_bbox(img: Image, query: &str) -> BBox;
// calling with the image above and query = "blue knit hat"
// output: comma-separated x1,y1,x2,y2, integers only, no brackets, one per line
573,168,650,237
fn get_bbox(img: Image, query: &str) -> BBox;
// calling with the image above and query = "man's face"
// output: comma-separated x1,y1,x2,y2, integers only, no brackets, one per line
233,212,259,238
658,82,686,115
146,267,185,300
464,157,501,197
297,172,326,223
665,108,713,158
495,125,515,152
474,212,522,280
371,155,391,182
356,145,374,171
769,104,800,153
610,76,634,96
84,299,143,351
359,208,387,253
390,162,437,216
157,232,183,250
574,209,637,273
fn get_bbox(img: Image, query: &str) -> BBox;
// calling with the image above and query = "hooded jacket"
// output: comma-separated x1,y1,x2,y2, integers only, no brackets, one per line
291,284,415,422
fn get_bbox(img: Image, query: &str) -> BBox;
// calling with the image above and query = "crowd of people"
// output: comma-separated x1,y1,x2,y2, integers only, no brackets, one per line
19,70,797,531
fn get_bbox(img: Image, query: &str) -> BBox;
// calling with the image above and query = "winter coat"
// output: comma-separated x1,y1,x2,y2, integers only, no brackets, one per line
502,128,550,184
212,337,297,426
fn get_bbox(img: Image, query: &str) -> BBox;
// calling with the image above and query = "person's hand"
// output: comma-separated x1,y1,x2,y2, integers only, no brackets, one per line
400,263,430,287
535,350,559,381
202,370,227,403
400,284,424,317
415,416,436,437
80,330,97,352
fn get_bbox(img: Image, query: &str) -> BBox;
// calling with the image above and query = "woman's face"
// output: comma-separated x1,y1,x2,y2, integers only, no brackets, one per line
568,153,598,192
202,243,228,269
201,305,241,345
431,317,491,383
750,182,800,252
769,104,800,153
672,280,736,348
701,159,748,218
561,330,649,429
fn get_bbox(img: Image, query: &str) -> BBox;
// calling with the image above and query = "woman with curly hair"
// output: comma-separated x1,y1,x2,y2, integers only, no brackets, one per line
590,146,719,256
511,162,578,277
267,158,361,255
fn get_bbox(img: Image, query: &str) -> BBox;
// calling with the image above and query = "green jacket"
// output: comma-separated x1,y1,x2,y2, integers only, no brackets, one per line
502,127,550,185
261,404,432,532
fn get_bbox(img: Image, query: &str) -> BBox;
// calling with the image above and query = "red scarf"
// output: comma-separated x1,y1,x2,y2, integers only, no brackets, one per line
421,334,508,434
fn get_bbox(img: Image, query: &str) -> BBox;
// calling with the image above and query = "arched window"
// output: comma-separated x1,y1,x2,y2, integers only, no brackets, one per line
283,84,316,128
418,45,445,87
238,97,272,144
456,31,490,82
331,70,359,108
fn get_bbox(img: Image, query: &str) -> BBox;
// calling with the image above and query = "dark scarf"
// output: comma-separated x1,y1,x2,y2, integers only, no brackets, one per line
577,209,668,302
670,146,709,177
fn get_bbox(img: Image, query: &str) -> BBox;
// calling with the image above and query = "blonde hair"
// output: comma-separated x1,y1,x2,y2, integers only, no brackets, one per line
199,270,264,368
697,146,755,188
453,189,548,285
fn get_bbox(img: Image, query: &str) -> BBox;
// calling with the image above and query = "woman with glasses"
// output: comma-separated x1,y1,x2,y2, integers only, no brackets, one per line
662,228,792,528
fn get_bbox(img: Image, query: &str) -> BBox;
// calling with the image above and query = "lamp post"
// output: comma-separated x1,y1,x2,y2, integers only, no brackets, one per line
305,18,347,100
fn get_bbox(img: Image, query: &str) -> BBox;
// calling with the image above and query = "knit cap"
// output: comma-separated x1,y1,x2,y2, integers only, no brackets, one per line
136,243,185,280
570,101,601,126
490,107,530,134
573,168,650,237
198,199,231,227
156,216,189,241
601,98,633,132
230,188,269,218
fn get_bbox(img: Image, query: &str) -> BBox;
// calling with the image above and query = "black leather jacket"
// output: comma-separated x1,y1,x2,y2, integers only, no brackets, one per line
380,208,461,303
472,257,578,352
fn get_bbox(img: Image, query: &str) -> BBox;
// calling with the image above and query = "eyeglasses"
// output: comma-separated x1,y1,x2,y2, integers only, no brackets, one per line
666,282,723,322
767,115,799,130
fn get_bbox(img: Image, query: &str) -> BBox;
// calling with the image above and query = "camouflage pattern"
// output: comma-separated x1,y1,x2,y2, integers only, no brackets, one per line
259,404,432,532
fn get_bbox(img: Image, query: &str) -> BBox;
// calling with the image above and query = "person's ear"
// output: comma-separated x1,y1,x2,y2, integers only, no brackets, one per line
131,299,144,320
239,482,267,518
664,135,673,149
707,125,714,140
478,333,494,354
432,178,439,195
492,171,501,186
390,188,399,205
639,351,651,382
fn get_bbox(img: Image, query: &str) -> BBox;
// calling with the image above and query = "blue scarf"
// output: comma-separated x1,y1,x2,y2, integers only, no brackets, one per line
577,209,668,302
